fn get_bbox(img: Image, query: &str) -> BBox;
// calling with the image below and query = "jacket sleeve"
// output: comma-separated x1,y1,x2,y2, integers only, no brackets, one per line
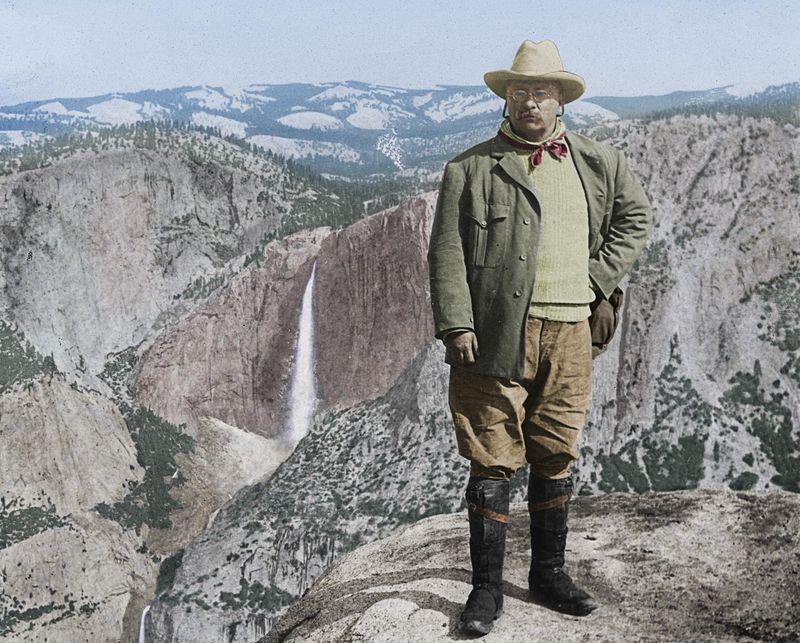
588,150,653,299
427,161,474,340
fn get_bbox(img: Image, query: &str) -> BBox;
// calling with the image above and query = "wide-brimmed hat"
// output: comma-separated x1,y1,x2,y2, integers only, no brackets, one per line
484,40,585,104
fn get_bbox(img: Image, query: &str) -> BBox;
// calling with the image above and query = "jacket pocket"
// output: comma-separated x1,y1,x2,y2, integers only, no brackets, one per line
467,203,509,268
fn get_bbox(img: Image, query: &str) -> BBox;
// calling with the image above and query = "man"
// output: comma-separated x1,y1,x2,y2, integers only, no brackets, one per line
427,40,652,635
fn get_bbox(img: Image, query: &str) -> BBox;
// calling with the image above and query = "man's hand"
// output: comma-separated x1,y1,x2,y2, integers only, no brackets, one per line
445,331,480,364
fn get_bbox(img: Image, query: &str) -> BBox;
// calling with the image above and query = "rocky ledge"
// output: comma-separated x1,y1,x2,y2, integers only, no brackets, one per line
263,490,799,642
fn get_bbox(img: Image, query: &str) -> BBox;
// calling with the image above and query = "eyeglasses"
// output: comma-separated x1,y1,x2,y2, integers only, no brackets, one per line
506,89,556,104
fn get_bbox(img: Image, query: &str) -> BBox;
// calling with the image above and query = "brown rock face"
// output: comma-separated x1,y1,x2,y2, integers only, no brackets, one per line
315,193,437,408
134,228,328,438
134,193,438,437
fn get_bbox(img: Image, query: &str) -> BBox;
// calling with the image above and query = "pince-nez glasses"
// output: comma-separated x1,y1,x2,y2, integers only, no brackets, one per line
506,89,555,105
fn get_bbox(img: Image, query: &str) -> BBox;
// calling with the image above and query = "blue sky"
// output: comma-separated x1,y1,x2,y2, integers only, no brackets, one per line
1,0,798,105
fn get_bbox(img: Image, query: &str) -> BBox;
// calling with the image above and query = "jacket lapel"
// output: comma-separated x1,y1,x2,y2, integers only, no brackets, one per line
489,131,606,235
565,132,605,234
490,135,540,204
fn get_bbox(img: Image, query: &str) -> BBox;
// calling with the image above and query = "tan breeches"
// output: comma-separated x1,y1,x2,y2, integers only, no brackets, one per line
449,317,593,481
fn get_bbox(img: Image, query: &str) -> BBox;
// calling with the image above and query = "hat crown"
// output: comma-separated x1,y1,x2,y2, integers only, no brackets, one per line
510,40,566,76
483,39,586,103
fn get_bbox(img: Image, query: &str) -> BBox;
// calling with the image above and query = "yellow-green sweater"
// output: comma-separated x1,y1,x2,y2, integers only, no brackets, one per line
501,118,595,321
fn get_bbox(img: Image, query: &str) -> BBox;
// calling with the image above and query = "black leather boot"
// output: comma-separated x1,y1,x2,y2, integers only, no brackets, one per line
528,474,597,616
458,476,510,636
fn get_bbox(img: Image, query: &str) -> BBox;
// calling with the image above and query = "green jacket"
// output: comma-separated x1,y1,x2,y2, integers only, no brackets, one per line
427,130,653,379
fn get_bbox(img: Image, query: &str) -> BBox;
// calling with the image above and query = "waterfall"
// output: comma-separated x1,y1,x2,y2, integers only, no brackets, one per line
138,604,150,643
288,261,317,442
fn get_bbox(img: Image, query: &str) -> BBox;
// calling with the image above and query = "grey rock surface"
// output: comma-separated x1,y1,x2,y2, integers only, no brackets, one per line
2,112,799,642
266,490,800,642
0,129,333,641
144,341,461,642
147,115,800,642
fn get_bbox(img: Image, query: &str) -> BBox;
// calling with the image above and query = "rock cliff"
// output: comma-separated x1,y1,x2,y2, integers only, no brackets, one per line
0,124,439,641
314,193,435,408
581,114,800,493
146,114,800,642
0,129,342,641
265,490,800,642
2,113,798,642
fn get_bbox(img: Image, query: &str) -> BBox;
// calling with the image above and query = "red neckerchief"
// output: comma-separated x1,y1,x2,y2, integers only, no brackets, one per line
498,129,568,168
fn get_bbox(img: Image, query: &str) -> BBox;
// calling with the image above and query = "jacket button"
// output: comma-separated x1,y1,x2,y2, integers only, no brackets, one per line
479,220,487,228
519,254,526,261
513,289,522,298
522,218,530,225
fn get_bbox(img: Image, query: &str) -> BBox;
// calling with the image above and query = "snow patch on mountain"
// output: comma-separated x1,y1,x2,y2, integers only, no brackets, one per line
191,112,248,138
33,98,170,125
244,92,276,104
308,84,370,102
724,82,772,98
249,134,361,163
346,107,391,130
33,101,88,118
86,98,146,125
567,100,620,125
413,93,433,108
277,111,344,130
140,101,171,119
346,100,413,130
184,87,231,111
425,91,502,122
183,86,256,113
372,87,404,97
33,101,69,115
218,83,276,106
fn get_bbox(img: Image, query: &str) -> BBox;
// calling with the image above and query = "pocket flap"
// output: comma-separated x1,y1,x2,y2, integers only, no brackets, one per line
487,203,510,221
465,211,487,227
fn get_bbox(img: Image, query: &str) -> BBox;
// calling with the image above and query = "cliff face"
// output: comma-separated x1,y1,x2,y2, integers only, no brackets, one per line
314,194,436,408
145,342,460,643
0,131,336,641
581,115,800,494
0,139,284,393
133,192,437,438
133,227,328,439
0,371,156,642
2,114,799,643
0,126,439,641
145,114,800,642
265,490,800,643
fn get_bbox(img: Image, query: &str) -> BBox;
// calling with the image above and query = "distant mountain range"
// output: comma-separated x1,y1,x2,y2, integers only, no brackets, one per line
1,80,797,177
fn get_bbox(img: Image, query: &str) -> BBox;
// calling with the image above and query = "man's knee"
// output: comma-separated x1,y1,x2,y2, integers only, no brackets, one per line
528,453,575,480
469,461,515,481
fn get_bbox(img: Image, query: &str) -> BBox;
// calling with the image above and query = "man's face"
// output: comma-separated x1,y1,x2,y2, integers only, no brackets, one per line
505,80,562,142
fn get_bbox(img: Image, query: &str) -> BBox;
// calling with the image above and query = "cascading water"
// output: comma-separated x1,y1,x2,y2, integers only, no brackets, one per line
138,604,150,642
136,269,317,642
288,261,318,442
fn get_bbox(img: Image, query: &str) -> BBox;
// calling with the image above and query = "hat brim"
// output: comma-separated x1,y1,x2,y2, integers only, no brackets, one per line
484,70,585,104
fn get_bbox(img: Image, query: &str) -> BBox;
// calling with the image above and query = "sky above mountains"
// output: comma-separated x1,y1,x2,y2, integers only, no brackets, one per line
1,0,798,105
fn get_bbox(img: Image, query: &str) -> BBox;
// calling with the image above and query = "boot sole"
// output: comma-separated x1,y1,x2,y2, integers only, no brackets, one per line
529,591,597,617
458,609,503,635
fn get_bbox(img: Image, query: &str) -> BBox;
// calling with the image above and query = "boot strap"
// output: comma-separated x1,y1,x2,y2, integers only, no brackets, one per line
467,502,509,524
528,494,570,512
